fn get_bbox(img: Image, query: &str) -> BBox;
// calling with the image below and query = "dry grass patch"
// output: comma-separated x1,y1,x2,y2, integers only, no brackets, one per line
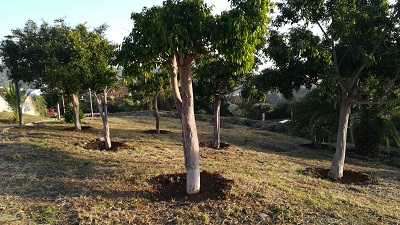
0,115,399,224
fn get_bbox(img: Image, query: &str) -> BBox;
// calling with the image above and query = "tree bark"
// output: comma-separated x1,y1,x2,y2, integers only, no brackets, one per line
94,88,112,150
70,93,81,131
14,81,24,126
154,91,160,134
212,94,221,149
177,55,200,195
169,54,182,114
328,95,351,180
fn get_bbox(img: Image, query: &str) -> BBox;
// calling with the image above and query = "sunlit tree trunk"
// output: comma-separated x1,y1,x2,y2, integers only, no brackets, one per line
167,54,201,195
178,58,200,195
94,88,112,150
212,94,221,149
153,91,161,134
328,95,351,180
70,93,81,131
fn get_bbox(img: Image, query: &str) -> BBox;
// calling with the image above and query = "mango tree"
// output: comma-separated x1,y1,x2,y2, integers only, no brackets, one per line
86,25,119,150
193,56,244,149
121,0,271,194
257,0,400,179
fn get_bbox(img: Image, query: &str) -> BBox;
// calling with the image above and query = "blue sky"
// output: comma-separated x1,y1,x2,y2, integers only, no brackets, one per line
0,0,230,44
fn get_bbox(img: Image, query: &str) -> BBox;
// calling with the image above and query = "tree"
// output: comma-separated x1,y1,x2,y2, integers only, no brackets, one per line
257,0,400,179
0,81,28,123
0,20,114,131
193,55,245,149
126,70,170,134
120,0,271,194
86,25,119,150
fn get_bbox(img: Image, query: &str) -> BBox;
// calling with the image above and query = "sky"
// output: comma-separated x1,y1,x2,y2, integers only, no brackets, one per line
0,0,230,45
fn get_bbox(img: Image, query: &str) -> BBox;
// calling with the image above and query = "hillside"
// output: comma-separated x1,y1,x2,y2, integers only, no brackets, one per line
0,113,399,224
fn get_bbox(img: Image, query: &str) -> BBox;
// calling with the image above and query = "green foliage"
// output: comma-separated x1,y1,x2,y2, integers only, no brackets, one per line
352,104,400,155
0,82,28,122
267,102,291,120
64,103,84,124
32,95,47,117
290,90,339,145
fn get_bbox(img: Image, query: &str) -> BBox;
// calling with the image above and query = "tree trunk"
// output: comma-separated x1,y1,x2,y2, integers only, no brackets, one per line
169,54,182,114
177,55,200,195
154,92,160,134
14,81,24,125
94,89,112,150
328,96,351,180
70,93,81,131
212,94,221,149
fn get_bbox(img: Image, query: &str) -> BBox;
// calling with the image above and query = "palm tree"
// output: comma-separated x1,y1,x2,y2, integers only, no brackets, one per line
0,82,28,122
290,89,339,149
352,104,400,156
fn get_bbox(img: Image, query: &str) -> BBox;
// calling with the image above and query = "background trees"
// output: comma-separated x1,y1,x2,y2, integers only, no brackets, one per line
0,20,117,132
257,0,400,179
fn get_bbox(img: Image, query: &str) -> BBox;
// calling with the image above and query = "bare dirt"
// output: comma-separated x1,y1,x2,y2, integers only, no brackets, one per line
303,167,373,184
150,171,234,202
143,129,172,134
199,140,231,149
85,140,130,151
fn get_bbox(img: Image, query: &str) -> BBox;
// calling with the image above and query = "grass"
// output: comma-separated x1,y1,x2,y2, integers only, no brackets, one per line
0,112,399,224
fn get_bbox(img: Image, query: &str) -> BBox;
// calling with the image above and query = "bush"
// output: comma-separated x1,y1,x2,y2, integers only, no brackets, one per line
64,104,84,124
32,96,47,117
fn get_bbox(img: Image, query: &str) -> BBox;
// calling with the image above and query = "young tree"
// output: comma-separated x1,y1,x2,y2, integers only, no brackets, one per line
257,0,400,179
193,55,244,149
126,70,170,134
86,26,119,150
119,0,271,194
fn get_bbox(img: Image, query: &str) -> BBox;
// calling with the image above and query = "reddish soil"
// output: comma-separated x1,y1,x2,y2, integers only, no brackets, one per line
303,167,373,184
85,140,130,151
150,171,234,202
199,140,231,149
143,129,171,134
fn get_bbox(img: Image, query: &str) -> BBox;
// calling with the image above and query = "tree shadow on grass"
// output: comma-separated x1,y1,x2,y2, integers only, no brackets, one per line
0,142,98,199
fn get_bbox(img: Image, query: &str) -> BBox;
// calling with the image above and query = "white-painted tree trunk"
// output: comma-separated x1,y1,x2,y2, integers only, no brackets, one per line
179,60,200,194
168,54,200,194
212,94,221,149
328,95,351,180
95,89,112,150
70,93,81,131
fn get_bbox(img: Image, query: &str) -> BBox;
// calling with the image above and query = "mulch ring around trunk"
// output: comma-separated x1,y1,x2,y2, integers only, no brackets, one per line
150,171,234,202
63,126,97,132
199,140,231,149
143,129,171,134
303,167,376,184
85,140,129,151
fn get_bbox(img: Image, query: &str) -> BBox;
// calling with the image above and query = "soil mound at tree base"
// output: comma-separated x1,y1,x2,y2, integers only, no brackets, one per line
150,171,233,202
199,141,231,149
143,129,171,134
63,126,97,132
85,140,129,151
303,167,374,184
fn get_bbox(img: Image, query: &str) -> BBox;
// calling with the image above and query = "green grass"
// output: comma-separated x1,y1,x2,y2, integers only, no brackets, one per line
0,113,399,224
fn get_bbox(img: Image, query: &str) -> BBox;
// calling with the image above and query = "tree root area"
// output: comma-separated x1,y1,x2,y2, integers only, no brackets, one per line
85,140,129,151
150,171,233,202
143,129,171,134
303,167,375,184
63,126,97,132
199,141,231,149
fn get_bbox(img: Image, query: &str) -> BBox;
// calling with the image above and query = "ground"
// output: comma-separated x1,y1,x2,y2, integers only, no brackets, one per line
0,113,399,224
